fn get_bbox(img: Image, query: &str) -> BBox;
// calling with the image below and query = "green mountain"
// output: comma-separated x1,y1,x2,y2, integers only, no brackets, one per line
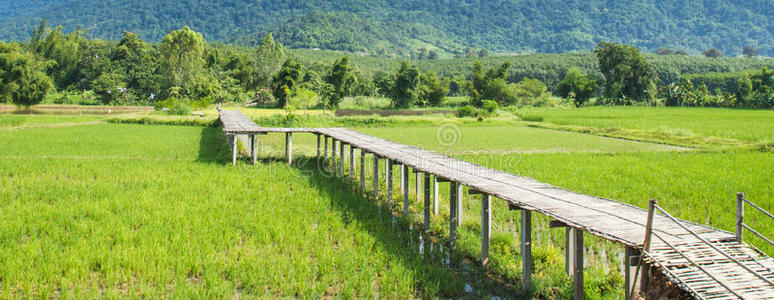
0,0,772,56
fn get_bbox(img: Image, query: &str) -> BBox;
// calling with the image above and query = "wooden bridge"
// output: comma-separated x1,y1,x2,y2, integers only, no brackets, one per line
220,110,774,299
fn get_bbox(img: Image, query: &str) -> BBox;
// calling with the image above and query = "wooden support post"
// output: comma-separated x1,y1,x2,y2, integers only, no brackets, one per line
521,210,532,292
400,164,406,198
423,173,431,231
624,246,640,300
372,155,379,201
331,139,337,174
285,132,293,165
640,200,657,295
572,229,584,300
433,175,439,215
349,146,355,180
360,150,365,191
323,136,329,165
339,142,345,176
736,192,744,243
402,165,409,216
449,181,458,249
251,134,257,164
415,171,422,203
566,227,575,275
456,183,463,225
231,135,238,166
481,193,492,266
386,159,393,208
316,134,320,158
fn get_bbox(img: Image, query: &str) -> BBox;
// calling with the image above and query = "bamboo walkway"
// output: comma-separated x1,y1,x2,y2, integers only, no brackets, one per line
219,110,774,299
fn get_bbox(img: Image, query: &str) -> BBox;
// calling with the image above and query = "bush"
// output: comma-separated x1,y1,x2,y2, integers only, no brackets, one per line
155,97,191,115
457,105,476,117
481,100,498,113
190,96,213,109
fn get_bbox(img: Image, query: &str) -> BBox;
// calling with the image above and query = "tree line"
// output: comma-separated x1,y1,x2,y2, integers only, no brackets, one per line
2,21,773,111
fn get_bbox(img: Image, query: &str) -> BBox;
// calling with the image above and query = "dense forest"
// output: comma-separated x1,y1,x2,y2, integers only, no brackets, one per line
0,0,772,57
2,21,774,114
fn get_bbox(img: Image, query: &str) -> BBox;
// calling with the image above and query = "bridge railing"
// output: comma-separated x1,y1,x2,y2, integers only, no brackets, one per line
736,192,774,247
629,198,774,300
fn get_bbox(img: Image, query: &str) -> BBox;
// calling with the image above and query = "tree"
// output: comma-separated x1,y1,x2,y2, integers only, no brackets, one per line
467,60,512,106
251,33,285,89
478,49,489,58
428,50,439,60
0,42,53,107
325,56,356,108
159,26,206,97
390,61,420,108
91,72,127,104
272,57,302,107
464,47,476,58
556,67,599,107
743,46,759,58
595,41,655,102
702,47,723,58
373,71,393,96
419,71,448,106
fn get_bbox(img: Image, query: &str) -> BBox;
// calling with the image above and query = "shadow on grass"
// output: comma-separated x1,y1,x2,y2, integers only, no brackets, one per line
196,127,521,297
197,126,232,164
290,156,521,298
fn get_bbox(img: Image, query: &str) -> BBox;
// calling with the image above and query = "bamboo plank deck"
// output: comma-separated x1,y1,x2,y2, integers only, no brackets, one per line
219,110,774,299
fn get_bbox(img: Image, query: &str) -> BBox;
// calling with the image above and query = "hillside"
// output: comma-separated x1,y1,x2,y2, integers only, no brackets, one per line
0,0,772,56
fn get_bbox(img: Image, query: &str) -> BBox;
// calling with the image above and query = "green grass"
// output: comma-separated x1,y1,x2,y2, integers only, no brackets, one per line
0,124,498,298
356,125,684,154
518,106,774,144
2,108,772,298
0,115,103,128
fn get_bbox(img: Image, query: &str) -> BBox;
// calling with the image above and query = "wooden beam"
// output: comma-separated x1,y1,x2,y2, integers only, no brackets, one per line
323,136,328,166
736,192,744,243
331,139,337,175
509,203,521,211
449,181,458,249
455,183,463,225
285,132,293,165
549,220,568,228
415,170,423,204
573,229,584,300
433,175,439,215
566,227,575,275
624,246,640,300
251,134,257,164
481,193,491,266
349,146,355,180
436,177,450,183
339,141,345,176
386,159,393,208
360,150,365,192
231,135,237,166
372,155,379,201
423,173,431,232
316,134,320,158
402,164,409,216
400,164,406,198
521,210,532,292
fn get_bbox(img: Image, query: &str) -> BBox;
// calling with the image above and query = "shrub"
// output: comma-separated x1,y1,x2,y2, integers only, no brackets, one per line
457,105,476,117
155,97,191,115
481,100,498,113
190,96,213,109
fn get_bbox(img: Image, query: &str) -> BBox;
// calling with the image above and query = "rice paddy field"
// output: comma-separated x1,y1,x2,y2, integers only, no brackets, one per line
0,106,772,298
